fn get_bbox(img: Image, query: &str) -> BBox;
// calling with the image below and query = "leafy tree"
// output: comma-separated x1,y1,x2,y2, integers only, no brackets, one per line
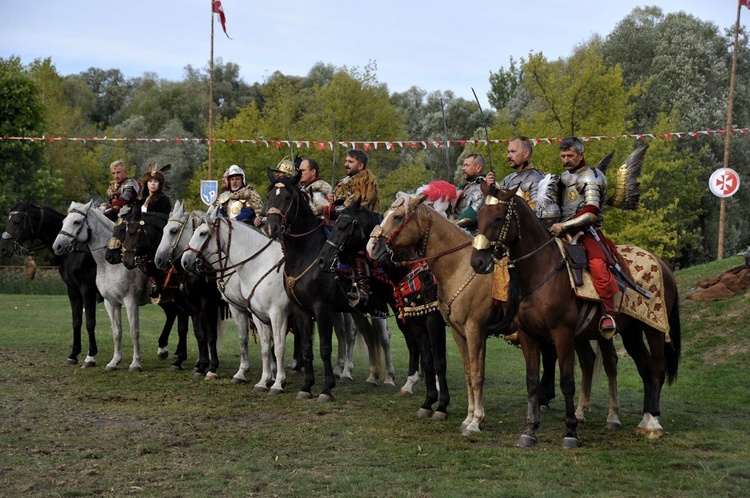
0,57,62,216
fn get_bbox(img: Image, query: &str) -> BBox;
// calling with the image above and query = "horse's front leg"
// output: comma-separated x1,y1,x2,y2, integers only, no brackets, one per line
294,309,316,400
463,323,487,436
104,299,123,371
252,318,274,394
316,310,336,402
517,332,542,447
229,305,251,385
156,301,177,361
574,341,595,424
598,337,621,429
82,285,98,368
267,310,289,396
332,312,354,382
429,314,450,420
373,317,396,388
124,299,142,372
450,327,477,435
555,334,579,449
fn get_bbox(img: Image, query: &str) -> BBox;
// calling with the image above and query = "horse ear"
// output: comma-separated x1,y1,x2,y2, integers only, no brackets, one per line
480,180,492,196
353,196,362,210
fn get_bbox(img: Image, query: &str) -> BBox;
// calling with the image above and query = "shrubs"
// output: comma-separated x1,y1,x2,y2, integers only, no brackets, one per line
0,265,67,294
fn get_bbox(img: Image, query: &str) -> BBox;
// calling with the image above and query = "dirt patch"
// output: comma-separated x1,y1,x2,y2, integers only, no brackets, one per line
689,265,750,301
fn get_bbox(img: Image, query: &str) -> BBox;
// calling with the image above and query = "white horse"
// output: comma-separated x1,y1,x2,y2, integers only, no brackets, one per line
53,201,150,372
181,206,292,394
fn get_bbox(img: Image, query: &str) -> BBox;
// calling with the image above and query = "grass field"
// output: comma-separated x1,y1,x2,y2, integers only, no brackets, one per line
1,256,749,497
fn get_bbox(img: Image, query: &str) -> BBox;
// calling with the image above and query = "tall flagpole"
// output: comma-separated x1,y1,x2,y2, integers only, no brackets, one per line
208,0,215,180
718,0,743,260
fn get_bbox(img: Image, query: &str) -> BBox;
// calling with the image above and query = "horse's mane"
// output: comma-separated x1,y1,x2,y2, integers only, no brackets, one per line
269,175,315,219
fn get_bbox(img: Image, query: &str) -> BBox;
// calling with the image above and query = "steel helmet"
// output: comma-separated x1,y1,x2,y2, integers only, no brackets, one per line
273,157,297,177
225,164,246,184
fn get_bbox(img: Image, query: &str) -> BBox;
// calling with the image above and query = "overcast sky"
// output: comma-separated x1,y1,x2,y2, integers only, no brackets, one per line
0,1,745,109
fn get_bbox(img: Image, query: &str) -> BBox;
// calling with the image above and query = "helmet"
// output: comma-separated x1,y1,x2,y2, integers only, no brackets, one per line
273,157,297,177
225,164,246,184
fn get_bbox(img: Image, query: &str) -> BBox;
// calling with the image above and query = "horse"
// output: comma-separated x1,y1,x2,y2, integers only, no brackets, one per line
52,201,157,372
265,171,395,402
1,201,100,367
317,198,451,419
153,200,226,378
101,208,191,369
181,206,292,394
367,193,622,437
469,184,682,447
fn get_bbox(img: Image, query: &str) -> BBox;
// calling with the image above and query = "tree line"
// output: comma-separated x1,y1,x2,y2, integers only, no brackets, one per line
1,6,748,268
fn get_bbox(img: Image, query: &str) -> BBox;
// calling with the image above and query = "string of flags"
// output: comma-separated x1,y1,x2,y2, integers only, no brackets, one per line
1,127,748,149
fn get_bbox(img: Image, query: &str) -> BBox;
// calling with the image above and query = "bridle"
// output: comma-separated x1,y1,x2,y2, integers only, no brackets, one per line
322,212,368,272
370,197,431,264
121,218,152,269
266,182,324,237
163,211,197,268
2,206,45,255
57,208,93,250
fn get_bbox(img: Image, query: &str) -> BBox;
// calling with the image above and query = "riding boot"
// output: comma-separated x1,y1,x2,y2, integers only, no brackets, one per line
598,296,617,339
347,257,370,307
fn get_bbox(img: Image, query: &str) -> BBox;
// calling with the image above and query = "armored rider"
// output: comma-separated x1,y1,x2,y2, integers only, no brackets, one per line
549,137,619,336
485,136,560,229
448,153,486,233
102,160,140,220
214,164,263,224
325,149,380,307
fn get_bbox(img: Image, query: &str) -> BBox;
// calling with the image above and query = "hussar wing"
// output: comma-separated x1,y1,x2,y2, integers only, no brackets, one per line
607,144,649,210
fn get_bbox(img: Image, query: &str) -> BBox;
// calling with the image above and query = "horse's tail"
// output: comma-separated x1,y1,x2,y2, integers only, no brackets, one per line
487,266,520,336
665,291,681,385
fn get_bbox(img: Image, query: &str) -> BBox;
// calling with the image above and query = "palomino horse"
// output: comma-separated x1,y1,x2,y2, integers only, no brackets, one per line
470,185,682,447
153,200,225,379
103,210,190,369
317,198,451,419
1,201,99,367
265,172,395,402
181,206,292,394
53,201,153,371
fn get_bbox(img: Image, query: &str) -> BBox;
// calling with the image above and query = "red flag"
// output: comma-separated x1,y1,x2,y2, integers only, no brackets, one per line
213,1,230,38
742,0,750,9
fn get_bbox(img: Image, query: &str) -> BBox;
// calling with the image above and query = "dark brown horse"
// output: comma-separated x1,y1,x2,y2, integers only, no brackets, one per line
469,184,681,448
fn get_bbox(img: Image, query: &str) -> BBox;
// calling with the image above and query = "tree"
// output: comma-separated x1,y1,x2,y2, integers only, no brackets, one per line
0,57,62,216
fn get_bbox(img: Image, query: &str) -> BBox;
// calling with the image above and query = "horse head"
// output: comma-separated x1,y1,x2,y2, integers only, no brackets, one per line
367,193,429,265
180,208,216,272
265,169,307,239
317,197,379,272
53,201,96,256
105,216,126,265
121,210,168,270
155,200,190,270
469,183,522,274
1,201,37,257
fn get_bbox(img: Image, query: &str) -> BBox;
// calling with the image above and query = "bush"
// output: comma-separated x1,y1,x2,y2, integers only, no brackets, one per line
0,265,67,294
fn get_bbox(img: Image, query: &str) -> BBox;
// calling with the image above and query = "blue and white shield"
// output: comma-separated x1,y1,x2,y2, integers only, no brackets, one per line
200,180,219,206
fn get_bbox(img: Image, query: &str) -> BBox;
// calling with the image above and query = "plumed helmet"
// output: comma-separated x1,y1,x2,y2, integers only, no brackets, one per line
225,164,246,184
273,157,297,177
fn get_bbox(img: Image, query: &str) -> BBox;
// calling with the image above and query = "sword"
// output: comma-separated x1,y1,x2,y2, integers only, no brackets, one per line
587,226,652,299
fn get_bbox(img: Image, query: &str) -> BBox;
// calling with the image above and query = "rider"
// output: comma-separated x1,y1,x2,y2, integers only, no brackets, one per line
299,158,332,218
325,149,380,307
485,136,560,229
101,160,140,220
137,170,171,215
448,153,486,233
549,137,619,336
255,157,298,230
214,164,263,224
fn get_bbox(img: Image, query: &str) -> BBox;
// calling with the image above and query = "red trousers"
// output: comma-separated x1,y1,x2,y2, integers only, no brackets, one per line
581,235,619,314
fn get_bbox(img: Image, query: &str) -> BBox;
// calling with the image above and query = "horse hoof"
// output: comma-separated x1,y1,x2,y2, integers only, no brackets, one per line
129,365,142,372
637,427,664,439
252,385,268,394
606,421,622,430
417,408,434,419
383,380,397,388
317,393,335,403
81,360,96,369
192,371,206,379
157,351,169,361
516,435,537,448
338,376,354,384
364,380,378,387
268,388,284,396
561,437,580,449
64,358,78,366
170,364,183,371
230,377,247,385
204,372,219,381
432,411,449,421
296,391,313,400
461,426,481,437
105,365,118,372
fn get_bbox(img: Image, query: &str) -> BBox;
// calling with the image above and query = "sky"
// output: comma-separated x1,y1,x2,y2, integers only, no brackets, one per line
0,1,746,110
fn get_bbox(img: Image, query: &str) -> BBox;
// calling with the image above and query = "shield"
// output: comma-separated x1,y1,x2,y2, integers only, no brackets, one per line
200,180,219,206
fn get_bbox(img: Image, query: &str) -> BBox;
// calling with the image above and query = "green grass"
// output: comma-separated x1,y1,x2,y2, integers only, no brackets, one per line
1,256,749,497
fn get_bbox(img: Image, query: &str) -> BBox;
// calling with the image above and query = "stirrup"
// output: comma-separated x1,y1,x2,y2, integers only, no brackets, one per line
347,283,368,307
598,314,617,339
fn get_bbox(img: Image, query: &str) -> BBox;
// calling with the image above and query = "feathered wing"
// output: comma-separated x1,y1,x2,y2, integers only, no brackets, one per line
607,144,649,210
593,151,615,177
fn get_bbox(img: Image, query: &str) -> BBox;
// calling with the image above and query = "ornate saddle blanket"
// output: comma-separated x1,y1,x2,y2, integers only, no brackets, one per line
392,262,440,322
555,240,670,335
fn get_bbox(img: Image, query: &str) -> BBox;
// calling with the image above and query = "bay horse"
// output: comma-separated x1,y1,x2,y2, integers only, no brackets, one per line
1,201,99,367
469,185,682,447
153,200,225,379
264,171,395,402
317,198,451,419
52,201,154,372
181,206,292,393
103,209,190,369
